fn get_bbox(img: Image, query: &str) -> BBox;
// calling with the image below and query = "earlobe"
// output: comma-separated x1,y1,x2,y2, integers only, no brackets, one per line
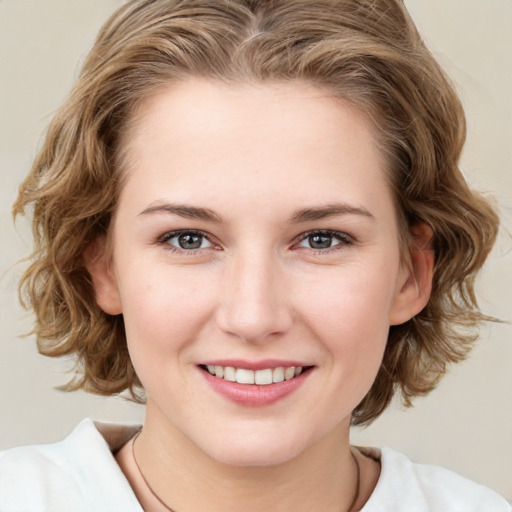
84,238,122,315
389,223,435,326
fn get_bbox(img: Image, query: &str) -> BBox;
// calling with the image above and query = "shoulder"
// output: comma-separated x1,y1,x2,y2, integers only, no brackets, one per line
0,419,142,512
361,447,511,512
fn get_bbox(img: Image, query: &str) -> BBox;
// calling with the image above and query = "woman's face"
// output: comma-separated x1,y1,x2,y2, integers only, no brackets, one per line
93,80,426,466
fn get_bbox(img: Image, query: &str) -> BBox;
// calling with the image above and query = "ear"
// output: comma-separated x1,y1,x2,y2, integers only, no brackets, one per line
389,223,434,326
84,237,122,315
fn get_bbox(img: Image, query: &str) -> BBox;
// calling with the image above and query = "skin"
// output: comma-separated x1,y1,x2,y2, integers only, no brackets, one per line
88,80,433,511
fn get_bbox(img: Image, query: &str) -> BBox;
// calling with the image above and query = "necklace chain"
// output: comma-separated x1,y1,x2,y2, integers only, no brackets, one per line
131,430,361,512
132,430,175,512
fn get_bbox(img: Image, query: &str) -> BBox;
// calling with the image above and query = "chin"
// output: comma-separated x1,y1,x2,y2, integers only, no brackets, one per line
211,446,303,468
196,428,313,468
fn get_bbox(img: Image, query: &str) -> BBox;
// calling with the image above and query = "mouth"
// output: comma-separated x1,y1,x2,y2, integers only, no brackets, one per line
198,361,314,406
199,364,313,385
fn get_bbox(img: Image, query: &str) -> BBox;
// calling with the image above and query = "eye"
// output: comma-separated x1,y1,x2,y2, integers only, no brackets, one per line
160,230,214,251
296,230,352,251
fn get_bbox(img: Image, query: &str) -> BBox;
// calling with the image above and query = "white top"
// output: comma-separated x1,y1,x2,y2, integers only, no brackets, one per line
0,419,509,512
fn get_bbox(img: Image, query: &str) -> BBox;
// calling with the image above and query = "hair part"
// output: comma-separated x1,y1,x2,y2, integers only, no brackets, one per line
13,0,499,425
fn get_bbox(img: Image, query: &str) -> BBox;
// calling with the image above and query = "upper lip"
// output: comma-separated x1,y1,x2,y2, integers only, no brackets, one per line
198,359,312,370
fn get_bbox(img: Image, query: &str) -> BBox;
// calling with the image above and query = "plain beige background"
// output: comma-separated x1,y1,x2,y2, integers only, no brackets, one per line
1,0,511,502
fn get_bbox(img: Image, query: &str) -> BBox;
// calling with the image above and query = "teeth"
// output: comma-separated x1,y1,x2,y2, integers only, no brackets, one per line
205,365,304,385
284,367,295,380
236,368,255,384
272,367,285,383
224,366,236,382
255,369,273,385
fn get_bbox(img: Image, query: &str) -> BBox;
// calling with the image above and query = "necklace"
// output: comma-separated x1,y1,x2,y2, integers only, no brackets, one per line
347,448,361,512
131,430,176,512
131,430,361,512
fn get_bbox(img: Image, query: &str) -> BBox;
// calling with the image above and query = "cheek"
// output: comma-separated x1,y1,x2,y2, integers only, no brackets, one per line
300,261,398,376
116,264,218,369
303,261,397,333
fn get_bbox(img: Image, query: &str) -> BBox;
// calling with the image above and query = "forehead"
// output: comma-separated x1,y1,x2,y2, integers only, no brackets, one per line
116,79,394,223
126,79,379,155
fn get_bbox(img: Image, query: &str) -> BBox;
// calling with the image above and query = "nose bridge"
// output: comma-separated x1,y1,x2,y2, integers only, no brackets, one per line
216,245,292,343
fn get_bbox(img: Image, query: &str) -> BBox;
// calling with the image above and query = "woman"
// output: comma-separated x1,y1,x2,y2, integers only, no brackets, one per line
1,0,509,510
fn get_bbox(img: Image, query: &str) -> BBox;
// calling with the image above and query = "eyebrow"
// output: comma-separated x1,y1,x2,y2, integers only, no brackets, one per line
138,201,374,224
138,203,223,223
289,203,375,223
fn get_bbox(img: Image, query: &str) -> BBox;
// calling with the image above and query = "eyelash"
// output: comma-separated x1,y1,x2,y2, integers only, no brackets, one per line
157,229,354,255
157,229,218,255
293,230,354,254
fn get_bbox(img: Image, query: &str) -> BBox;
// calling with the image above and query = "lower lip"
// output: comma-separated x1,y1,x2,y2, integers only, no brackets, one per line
200,368,312,407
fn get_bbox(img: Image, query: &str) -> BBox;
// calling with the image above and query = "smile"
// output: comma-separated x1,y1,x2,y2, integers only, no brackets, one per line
199,362,313,406
204,365,304,385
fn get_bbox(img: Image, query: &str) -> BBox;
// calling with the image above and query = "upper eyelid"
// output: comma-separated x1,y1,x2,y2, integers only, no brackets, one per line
157,229,219,252
158,229,214,242
294,229,353,243
156,228,353,250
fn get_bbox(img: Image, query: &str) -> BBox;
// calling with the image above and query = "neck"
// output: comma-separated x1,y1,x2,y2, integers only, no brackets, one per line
130,401,360,512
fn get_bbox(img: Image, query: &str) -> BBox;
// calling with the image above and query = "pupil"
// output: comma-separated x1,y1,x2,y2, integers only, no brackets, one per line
178,233,202,249
310,234,332,249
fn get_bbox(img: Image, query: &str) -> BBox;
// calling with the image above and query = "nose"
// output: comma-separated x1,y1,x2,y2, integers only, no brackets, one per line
215,249,293,344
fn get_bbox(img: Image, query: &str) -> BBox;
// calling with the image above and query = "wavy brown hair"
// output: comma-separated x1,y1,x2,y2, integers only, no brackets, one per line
13,0,499,425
